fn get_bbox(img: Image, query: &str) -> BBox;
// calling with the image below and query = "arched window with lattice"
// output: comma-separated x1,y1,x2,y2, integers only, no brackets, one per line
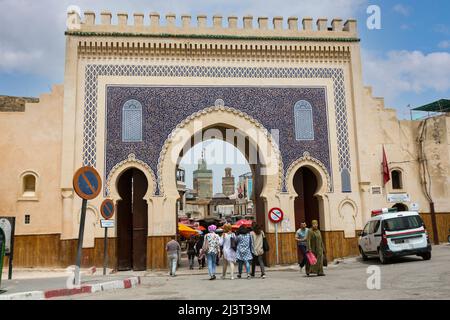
122,99,143,142
294,100,314,141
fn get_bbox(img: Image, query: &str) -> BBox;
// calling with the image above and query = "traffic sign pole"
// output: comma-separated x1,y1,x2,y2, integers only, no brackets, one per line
268,208,284,266
103,227,108,276
275,223,279,265
99,199,115,276
72,166,102,285
74,198,87,286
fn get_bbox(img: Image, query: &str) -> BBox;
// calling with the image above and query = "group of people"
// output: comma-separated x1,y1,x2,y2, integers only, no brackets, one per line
166,218,326,279
166,223,268,280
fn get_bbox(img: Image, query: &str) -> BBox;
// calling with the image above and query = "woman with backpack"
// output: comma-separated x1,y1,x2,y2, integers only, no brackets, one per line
219,224,237,280
250,224,267,279
236,225,254,279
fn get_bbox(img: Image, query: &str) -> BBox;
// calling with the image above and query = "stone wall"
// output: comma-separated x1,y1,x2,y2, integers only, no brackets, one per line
0,86,63,235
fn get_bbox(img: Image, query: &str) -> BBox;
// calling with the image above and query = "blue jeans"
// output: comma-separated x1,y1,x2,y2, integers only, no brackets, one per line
167,253,178,276
207,252,217,277
298,243,307,268
238,260,251,276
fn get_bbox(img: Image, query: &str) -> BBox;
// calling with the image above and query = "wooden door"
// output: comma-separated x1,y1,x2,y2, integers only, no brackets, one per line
117,169,133,271
131,169,148,271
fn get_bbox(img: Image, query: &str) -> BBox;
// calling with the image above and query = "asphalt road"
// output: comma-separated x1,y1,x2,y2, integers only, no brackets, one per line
55,244,450,300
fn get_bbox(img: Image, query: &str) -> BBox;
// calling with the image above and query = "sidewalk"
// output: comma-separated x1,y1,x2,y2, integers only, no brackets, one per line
0,255,358,299
0,269,140,300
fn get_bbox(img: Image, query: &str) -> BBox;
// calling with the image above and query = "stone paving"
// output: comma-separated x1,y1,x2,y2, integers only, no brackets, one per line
55,244,450,300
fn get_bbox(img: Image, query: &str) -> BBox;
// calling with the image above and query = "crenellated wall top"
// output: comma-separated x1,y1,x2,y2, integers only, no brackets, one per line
66,10,358,42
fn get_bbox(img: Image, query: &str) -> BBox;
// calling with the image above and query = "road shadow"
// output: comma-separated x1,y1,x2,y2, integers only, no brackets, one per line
356,255,426,265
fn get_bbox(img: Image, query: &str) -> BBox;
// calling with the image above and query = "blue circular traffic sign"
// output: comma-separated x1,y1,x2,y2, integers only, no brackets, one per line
73,166,102,200
100,199,115,220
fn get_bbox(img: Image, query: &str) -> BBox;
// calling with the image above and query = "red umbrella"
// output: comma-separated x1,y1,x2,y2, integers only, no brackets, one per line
235,219,253,227
232,219,253,230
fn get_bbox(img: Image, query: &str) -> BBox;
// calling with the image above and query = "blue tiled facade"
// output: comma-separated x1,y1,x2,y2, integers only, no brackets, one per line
105,86,331,194
82,64,352,194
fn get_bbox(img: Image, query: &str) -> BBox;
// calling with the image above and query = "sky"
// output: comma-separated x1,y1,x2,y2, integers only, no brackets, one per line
1,0,449,191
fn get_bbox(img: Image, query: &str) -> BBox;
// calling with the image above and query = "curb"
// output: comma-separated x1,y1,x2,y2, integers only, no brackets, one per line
0,276,140,300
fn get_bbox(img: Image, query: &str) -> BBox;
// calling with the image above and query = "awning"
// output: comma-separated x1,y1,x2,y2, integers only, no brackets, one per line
412,99,450,112
178,223,198,238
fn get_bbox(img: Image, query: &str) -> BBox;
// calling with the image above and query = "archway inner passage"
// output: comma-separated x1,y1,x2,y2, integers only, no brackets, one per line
175,124,268,269
116,168,148,271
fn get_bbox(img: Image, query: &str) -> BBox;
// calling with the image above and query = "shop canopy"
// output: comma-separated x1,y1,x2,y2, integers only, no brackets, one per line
412,99,450,112
178,223,198,238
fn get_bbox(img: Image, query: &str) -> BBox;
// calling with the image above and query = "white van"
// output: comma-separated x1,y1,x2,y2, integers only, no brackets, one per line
358,209,432,264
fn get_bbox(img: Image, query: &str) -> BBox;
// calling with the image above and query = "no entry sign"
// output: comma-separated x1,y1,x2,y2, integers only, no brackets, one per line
73,166,102,200
268,207,284,224
100,199,115,220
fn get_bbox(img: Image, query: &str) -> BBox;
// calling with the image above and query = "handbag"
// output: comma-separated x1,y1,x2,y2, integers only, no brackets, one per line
262,235,270,252
323,255,328,267
306,251,317,265
230,234,238,251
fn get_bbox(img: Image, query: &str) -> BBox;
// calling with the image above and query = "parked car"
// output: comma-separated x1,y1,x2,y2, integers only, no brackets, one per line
358,208,431,264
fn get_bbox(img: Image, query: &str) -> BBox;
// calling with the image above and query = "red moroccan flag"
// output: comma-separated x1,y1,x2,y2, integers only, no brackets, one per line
382,146,390,185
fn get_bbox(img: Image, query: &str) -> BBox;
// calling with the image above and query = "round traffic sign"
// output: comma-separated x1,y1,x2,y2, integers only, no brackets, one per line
73,166,102,200
100,199,115,220
268,207,284,224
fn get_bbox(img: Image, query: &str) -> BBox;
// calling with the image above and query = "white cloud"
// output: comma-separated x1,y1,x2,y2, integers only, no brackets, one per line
393,4,411,16
0,48,44,72
438,40,450,49
363,49,450,103
0,0,366,79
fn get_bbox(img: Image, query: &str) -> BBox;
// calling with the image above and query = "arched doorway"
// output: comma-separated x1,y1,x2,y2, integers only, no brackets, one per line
293,166,320,264
116,168,148,271
293,167,320,228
